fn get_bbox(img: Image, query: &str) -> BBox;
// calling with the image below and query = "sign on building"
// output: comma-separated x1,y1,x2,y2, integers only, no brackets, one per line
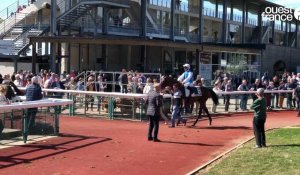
199,64,212,81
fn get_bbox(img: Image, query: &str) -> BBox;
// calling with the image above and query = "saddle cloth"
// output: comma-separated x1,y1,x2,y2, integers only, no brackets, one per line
191,87,202,97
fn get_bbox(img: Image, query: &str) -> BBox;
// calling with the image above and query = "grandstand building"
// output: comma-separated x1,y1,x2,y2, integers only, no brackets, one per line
0,0,300,83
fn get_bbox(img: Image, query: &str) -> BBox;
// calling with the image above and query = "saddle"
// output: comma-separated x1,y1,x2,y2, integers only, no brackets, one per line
190,86,202,97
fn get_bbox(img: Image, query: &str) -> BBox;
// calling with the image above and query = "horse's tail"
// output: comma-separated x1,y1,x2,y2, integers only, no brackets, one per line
209,89,219,105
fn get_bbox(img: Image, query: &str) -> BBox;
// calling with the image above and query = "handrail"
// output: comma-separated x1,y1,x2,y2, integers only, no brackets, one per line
18,87,294,98
0,98,73,110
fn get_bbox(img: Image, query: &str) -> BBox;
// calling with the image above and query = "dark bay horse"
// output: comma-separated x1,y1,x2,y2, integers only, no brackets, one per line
160,76,219,126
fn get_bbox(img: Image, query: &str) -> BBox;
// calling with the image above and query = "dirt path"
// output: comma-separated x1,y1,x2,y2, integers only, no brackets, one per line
0,111,299,175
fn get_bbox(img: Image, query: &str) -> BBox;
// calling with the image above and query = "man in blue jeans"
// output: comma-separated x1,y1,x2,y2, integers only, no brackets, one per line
170,84,186,127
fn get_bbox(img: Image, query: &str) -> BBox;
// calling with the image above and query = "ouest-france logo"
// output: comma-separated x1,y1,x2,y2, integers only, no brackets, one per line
262,7,300,22
294,8,300,21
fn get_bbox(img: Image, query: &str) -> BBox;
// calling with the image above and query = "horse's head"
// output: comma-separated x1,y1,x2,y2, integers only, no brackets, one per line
160,76,181,91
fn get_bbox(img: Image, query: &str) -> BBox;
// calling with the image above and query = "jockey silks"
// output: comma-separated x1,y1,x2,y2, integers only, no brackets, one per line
178,70,193,86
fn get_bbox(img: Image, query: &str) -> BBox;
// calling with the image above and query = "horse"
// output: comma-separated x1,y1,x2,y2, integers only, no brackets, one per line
160,76,219,126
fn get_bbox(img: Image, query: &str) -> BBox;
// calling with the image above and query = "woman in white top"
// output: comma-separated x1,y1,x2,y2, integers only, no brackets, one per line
211,81,222,113
143,78,154,94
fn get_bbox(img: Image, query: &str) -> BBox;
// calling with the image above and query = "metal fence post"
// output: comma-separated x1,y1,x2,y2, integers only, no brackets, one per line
22,109,28,143
54,106,60,135
108,97,114,119
235,95,238,111
69,93,75,116
10,111,14,128
132,97,135,120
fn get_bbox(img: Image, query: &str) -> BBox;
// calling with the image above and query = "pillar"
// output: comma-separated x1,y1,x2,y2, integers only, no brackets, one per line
295,22,298,48
271,21,275,44
102,45,107,70
32,42,37,74
127,46,132,69
141,45,147,72
141,0,147,38
215,0,218,18
284,21,288,46
258,7,263,44
102,7,108,35
222,0,228,43
170,0,175,41
14,56,18,73
50,0,57,72
67,43,71,73
241,0,246,43
198,0,203,43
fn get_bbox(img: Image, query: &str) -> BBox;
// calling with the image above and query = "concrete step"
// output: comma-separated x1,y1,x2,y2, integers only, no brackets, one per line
0,128,22,140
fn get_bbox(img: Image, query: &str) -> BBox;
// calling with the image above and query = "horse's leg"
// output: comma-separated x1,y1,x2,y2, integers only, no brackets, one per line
190,98,194,114
186,97,192,114
203,106,212,126
195,101,199,116
192,106,203,126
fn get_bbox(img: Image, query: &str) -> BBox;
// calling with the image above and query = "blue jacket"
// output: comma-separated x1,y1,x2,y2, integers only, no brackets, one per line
26,83,42,101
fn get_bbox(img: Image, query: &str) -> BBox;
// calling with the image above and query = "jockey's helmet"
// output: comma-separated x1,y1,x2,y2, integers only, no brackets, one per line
183,63,190,69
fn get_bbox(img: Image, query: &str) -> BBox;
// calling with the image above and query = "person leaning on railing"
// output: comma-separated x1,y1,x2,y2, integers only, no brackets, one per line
237,79,249,111
285,78,294,109
212,81,222,113
25,76,43,130
224,79,233,112
2,80,17,101
85,76,96,111
278,80,287,109
0,85,9,135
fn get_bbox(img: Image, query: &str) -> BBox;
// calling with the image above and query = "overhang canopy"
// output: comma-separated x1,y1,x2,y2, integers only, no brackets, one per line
29,36,263,54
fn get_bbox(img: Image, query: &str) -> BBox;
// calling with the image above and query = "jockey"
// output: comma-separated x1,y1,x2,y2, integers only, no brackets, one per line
178,63,194,97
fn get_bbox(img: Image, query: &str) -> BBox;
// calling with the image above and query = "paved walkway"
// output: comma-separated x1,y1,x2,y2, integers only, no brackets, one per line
0,111,299,175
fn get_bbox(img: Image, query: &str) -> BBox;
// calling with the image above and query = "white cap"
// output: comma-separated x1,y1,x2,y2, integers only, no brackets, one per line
183,64,190,69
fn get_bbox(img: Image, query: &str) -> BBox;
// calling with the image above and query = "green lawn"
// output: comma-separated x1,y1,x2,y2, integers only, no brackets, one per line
203,127,300,175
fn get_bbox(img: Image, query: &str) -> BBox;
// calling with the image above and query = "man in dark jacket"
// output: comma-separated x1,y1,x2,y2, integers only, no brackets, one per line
146,84,163,142
26,76,43,130
50,74,65,98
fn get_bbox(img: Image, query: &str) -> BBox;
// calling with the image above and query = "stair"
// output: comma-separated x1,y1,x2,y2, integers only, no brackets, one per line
0,0,51,38
288,32,296,47
129,0,159,33
12,24,49,55
58,0,130,30
248,26,270,44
